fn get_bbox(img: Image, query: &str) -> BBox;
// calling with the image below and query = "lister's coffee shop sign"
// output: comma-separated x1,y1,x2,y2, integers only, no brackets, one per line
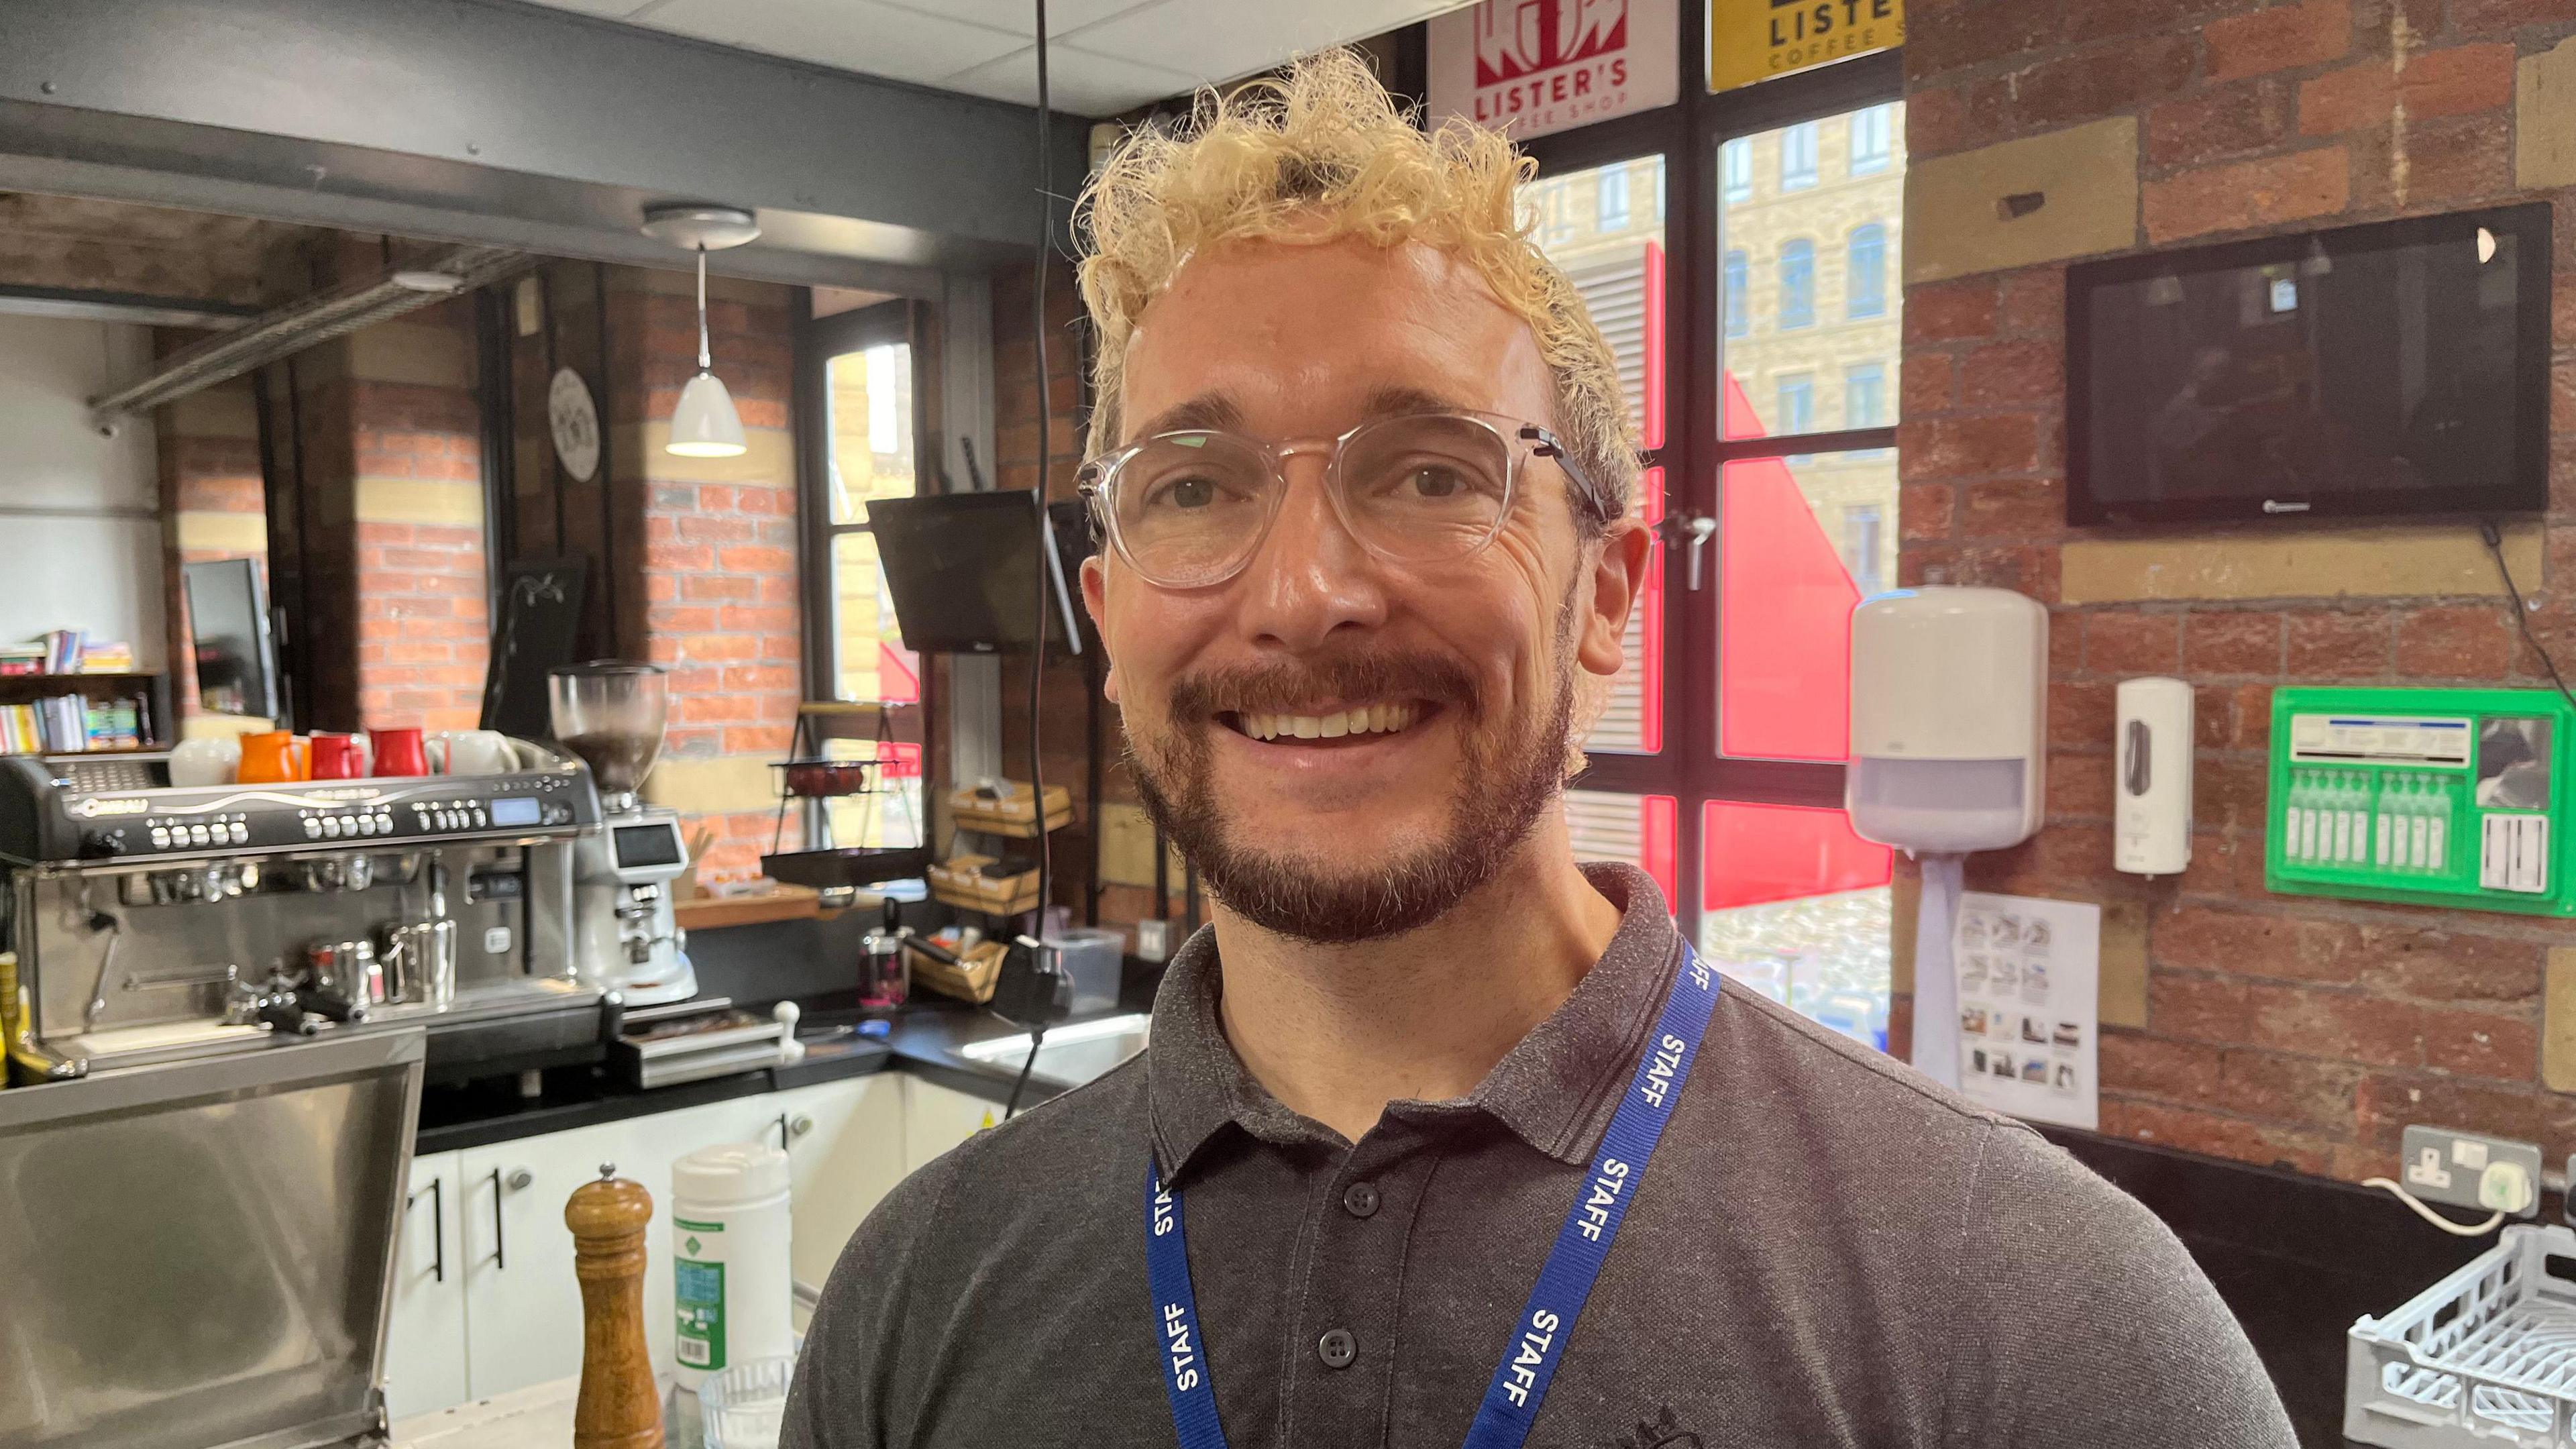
1428,0,1680,142
1707,0,1907,95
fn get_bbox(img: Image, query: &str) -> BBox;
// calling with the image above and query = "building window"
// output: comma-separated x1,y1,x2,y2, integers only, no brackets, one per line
1778,239,1815,330
1721,137,1752,204
1598,168,1630,231
1723,249,1750,339
1655,161,1666,222
1780,122,1819,191
1843,504,1885,595
1776,373,1815,434
1844,362,1886,429
1847,223,1888,319
1850,105,1894,175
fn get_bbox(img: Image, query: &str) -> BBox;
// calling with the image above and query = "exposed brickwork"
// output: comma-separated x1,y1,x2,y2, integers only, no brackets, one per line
350,356,490,732
1903,3,2576,1181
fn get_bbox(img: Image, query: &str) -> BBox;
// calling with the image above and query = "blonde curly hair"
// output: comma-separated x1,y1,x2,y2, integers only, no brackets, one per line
1074,47,1640,533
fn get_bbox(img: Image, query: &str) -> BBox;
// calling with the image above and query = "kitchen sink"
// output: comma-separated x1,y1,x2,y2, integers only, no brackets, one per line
958,1012,1150,1087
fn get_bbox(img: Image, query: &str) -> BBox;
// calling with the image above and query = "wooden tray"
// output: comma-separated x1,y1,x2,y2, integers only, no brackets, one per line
928,853,1042,915
906,938,1009,1004
949,781,1074,838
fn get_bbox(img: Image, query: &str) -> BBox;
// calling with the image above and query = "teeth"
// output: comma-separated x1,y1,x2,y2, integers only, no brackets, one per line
1237,702,1419,742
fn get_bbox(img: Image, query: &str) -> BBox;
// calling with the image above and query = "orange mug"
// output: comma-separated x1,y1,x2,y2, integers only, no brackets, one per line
237,731,307,784
310,733,369,780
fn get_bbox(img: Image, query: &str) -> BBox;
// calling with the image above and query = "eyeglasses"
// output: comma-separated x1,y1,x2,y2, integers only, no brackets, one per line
1077,409,1604,590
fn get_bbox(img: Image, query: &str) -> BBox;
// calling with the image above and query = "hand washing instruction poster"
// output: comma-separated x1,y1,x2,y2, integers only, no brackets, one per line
1952,892,2099,1130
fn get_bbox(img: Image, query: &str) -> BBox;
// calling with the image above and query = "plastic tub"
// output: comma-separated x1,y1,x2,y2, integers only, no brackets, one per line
1046,928,1125,1016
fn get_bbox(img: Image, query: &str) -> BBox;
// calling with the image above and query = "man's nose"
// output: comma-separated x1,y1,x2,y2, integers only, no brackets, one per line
1233,458,1388,651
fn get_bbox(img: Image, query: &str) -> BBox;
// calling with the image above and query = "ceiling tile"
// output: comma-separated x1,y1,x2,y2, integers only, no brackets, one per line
941,43,1199,115
869,0,1160,40
641,0,1026,85
1057,0,1455,81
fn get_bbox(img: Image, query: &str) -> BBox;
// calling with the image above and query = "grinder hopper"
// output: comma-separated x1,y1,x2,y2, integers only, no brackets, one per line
548,661,668,809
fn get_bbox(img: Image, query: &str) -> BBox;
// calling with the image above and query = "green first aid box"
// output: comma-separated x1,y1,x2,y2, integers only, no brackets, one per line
2267,686,2574,916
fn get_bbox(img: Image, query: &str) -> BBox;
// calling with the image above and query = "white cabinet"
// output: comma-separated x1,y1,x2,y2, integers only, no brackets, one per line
459,1118,632,1401
773,1074,908,1290
904,1077,997,1175
382,1148,470,1422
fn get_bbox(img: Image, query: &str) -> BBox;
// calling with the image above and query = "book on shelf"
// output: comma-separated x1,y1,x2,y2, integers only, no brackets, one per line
0,632,143,676
0,694,146,755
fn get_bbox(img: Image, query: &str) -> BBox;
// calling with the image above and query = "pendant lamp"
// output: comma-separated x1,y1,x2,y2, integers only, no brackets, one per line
641,203,762,459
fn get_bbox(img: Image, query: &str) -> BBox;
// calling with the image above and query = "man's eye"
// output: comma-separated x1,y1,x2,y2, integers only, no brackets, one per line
1406,466,1466,499
1150,475,1219,508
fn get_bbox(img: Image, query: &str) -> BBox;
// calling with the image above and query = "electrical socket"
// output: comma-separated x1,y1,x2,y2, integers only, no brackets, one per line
2399,1125,2542,1218
1136,919,1171,964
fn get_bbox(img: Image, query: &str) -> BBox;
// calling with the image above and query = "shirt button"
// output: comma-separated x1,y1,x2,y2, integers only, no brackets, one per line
1316,1328,1357,1371
1342,1182,1381,1218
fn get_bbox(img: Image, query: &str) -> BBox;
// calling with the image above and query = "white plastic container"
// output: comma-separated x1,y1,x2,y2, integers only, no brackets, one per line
1846,586,2049,852
671,1142,795,1391
1046,928,1125,1016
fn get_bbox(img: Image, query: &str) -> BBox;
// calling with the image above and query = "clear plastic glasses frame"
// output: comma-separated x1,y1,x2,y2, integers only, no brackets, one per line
1076,409,1606,589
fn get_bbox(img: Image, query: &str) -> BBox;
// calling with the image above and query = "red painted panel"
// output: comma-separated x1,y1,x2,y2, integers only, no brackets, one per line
1701,798,1890,911
1715,372,1857,762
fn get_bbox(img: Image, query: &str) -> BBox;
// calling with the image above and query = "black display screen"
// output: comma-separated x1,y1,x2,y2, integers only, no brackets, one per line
182,557,281,719
613,823,684,867
2070,203,2550,525
869,490,1081,655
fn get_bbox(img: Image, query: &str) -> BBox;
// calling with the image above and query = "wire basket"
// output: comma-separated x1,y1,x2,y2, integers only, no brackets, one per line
2350,1224,2576,1448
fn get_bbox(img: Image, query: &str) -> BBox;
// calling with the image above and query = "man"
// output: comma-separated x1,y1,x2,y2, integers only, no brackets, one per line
787,50,2294,1449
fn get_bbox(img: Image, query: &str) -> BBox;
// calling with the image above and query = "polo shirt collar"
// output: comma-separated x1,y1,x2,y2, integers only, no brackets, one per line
1146,862,1682,1184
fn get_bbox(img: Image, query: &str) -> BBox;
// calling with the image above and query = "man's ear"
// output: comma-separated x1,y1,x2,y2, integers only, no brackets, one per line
1080,553,1119,703
1576,517,1652,680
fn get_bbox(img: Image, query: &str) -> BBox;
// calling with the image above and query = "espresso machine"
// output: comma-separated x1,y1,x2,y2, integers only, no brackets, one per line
551,661,698,1006
0,741,608,1081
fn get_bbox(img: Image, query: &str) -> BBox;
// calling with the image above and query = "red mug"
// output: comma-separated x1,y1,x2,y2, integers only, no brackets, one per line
371,727,429,777
310,733,368,780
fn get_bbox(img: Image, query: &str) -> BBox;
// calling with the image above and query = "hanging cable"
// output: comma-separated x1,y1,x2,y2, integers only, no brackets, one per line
2483,519,2576,712
1007,0,1057,1120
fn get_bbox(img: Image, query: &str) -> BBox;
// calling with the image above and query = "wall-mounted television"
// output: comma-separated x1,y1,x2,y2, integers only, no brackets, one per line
871,490,1082,655
182,557,281,720
2068,203,2551,527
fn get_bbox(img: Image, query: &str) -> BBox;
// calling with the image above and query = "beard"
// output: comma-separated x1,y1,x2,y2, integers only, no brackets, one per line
1125,623,1580,946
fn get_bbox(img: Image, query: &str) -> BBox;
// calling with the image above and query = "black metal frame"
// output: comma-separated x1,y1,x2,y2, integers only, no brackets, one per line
2065,199,2554,528
1517,30,1902,929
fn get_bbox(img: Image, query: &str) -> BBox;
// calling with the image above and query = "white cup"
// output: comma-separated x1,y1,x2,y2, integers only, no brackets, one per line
437,730,517,776
168,736,241,788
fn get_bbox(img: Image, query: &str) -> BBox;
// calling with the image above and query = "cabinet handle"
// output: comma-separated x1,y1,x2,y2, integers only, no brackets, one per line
407,1177,445,1284
488,1167,506,1270
506,1166,533,1191
777,1111,814,1150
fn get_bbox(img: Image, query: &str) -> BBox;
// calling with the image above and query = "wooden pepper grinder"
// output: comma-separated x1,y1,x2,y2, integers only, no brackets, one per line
567,1163,664,1449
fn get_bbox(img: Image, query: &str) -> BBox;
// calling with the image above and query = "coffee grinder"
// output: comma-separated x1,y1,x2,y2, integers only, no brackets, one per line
551,661,698,1005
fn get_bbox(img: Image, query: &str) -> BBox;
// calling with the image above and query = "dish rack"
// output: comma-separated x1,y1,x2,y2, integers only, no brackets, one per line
2350,1224,2576,1447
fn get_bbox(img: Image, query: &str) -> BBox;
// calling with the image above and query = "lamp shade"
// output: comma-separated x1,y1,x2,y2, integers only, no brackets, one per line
667,369,747,458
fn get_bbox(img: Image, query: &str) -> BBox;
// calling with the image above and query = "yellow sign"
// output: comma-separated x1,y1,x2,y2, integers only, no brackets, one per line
1708,0,1904,94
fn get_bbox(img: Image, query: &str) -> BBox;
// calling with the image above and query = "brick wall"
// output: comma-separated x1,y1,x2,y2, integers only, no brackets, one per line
156,376,271,723
1900,3,2576,1180
349,303,490,732
610,268,804,887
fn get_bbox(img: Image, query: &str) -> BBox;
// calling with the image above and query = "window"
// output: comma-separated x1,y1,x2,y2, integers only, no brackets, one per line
1722,250,1749,338
1847,223,1888,319
1842,504,1884,596
1844,362,1886,429
1598,168,1630,231
1721,137,1752,204
1779,122,1819,190
802,301,925,850
1775,374,1815,435
1850,104,1894,174
1777,240,1815,330
1655,162,1666,222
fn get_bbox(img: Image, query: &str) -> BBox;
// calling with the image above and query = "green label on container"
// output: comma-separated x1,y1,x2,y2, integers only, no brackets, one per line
676,1256,727,1371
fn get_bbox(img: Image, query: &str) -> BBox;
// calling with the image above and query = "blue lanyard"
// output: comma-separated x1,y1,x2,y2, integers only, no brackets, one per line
1143,941,1719,1449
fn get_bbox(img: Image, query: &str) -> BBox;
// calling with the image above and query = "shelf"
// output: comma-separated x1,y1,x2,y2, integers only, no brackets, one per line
673,886,824,932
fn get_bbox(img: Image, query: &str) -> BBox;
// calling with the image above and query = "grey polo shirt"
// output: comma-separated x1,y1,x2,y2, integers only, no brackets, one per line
786,863,2295,1448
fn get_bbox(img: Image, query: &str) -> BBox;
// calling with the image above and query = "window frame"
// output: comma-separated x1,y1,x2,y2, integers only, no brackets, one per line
794,296,934,711
1847,222,1889,319
1517,36,1902,930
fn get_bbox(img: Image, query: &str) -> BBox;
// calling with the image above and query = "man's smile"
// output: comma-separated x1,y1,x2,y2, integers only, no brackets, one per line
1218,700,1435,744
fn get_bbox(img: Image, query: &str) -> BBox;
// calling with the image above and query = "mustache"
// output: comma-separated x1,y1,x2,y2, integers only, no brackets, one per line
1167,651,1479,719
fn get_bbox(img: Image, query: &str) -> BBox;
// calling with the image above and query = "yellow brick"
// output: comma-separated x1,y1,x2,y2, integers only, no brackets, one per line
2520,38,2576,192
2546,947,2576,1093
641,756,780,816
355,477,483,527
348,319,473,388
1904,118,2139,285
2061,522,2542,604
2099,901,2147,1030
173,509,269,554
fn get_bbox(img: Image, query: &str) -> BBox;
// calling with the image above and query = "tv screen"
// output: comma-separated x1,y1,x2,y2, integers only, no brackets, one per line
871,490,1082,655
182,557,280,720
2069,203,2550,526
